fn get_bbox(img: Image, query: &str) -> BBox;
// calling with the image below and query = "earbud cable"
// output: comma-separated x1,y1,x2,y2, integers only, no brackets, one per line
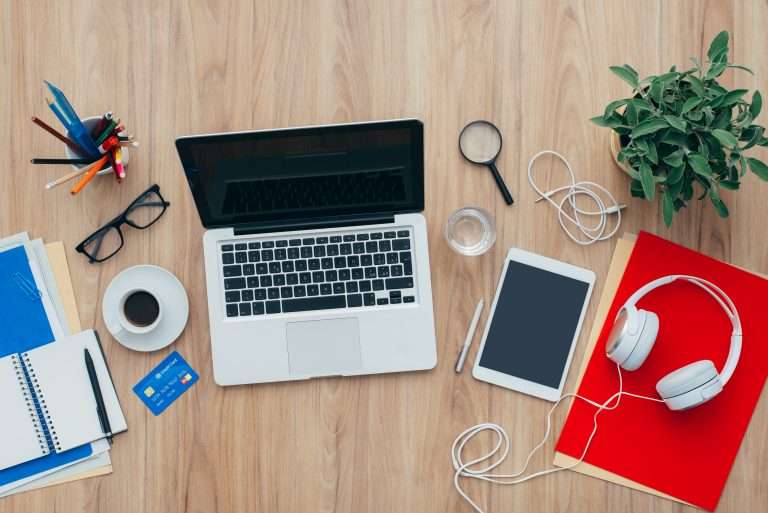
452,364,664,513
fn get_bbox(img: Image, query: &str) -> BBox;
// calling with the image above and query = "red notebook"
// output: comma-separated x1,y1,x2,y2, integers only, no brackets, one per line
555,232,768,511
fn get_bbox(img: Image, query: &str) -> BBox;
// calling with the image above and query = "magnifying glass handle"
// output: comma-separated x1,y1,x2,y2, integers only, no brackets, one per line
488,162,514,205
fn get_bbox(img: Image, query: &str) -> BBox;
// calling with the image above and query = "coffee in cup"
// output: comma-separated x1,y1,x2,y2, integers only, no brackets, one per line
110,288,163,337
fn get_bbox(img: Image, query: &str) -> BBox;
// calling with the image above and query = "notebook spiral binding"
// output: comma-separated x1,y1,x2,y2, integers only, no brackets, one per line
11,354,51,455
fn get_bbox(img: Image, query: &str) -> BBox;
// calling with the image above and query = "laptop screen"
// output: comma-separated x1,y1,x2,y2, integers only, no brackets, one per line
176,120,424,229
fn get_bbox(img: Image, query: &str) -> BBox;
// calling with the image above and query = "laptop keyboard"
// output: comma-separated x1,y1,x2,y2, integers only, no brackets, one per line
219,228,416,318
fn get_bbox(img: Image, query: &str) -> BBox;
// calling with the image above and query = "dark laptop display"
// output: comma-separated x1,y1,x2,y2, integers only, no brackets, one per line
176,120,424,229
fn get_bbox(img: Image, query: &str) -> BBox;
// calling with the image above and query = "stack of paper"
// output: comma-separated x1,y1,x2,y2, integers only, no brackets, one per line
0,233,113,497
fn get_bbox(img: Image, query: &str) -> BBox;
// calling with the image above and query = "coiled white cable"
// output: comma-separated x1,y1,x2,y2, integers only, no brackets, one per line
527,150,625,245
451,363,664,513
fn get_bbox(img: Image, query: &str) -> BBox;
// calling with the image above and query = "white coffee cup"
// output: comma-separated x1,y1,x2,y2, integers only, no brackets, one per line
109,288,163,338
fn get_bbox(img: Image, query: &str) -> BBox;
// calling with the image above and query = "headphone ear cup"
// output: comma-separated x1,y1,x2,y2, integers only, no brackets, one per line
619,310,659,371
656,360,722,411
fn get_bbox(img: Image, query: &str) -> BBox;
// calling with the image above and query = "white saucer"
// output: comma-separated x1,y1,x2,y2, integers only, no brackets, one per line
102,265,189,352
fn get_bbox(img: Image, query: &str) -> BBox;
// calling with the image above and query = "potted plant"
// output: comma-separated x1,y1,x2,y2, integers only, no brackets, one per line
591,31,768,226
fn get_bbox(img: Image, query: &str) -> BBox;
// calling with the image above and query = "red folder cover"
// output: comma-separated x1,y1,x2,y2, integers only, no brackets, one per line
555,232,768,510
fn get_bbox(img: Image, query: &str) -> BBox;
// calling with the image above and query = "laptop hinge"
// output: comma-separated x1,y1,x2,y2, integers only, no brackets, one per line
233,213,396,236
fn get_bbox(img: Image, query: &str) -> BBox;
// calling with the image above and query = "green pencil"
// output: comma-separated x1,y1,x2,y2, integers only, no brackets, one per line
93,118,118,146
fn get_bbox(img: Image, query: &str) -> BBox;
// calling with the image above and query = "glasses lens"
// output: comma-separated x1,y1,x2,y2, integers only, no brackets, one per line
82,226,122,261
125,190,166,228
459,121,502,164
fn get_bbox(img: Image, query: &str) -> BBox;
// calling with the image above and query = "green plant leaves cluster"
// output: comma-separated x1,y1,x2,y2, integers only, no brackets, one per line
591,31,768,226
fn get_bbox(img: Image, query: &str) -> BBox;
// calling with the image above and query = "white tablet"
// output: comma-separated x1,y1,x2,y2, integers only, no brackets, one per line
472,248,595,401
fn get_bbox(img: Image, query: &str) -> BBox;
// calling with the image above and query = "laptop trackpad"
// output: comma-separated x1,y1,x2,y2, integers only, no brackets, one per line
286,318,362,377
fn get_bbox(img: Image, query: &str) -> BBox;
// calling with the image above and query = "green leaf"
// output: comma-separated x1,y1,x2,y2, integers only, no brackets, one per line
688,153,713,177
711,197,729,218
720,180,740,190
686,75,705,97
630,179,645,198
603,99,628,119
705,60,728,80
609,65,639,89
649,79,664,104
631,118,669,138
639,160,655,200
681,97,703,114
664,115,687,132
711,129,738,147
726,64,754,74
646,141,658,164
668,165,685,186
750,90,762,118
590,115,610,127
663,149,685,168
719,89,749,108
662,190,674,227
747,157,768,180
707,31,729,61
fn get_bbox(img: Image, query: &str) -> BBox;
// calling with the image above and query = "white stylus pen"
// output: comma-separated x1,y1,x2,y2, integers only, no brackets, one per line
455,299,484,373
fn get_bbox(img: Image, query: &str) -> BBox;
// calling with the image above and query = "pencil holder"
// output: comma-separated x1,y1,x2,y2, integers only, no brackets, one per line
64,116,129,174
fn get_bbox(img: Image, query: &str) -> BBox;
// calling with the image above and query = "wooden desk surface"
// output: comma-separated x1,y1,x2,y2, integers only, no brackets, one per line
2,1,767,512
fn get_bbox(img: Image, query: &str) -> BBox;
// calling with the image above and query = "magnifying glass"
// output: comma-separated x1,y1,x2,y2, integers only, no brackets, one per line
458,120,514,205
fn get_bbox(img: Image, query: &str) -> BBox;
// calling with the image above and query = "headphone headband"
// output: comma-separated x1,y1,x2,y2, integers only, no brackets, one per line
622,275,742,385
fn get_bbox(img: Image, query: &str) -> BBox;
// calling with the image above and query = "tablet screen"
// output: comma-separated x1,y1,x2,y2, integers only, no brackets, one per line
479,260,590,388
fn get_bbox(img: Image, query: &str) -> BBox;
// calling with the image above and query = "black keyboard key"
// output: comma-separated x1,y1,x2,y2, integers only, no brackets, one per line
363,293,375,306
282,261,295,273
239,303,252,316
243,264,255,275
222,253,234,264
266,300,281,314
281,287,293,298
347,256,359,267
289,239,302,246
269,262,281,274
268,288,280,299
261,249,274,261
352,268,363,280
374,254,386,265
347,294,362,307
339,269,351,281
222,244,234,252
276,240,288,247
379,240,392,252
330,236,342,243
302,238,315,245
253,302,265,315
370,232,383,240
353,242,365,254
372,279,384,291
386,277,414,290
392,239,411,251
260,276,273,287
333,282,345,294
312,271,325,282
262,241,275,249
256,263,268,274
366,241,378,253
226,304,239,317
254,289,267,300
300,247,312,258
282,295,346,313
275,249,287,260
377,267,390,277
288,248,300,259
340,243,352,255
223,265,242,277
334,256,347,268
274,275,286,286
313,246,326,257
391,265,403,277
391,297,402,304
361,255,373,266
287,273,298,285
322,258,334,269
325,270,338,281
403,296,415,303
248,242,261,250
384,231,396,239
294,285,307,297
235,252,248,263
390,290,401,299
343,235,355,242
247,277,259,288
399,252,412,262
320,283,332,295
377,298,389,305
295,260,308,271
359,280,371,292
307,284,319,296
316,236,328,244
225,278,246,290
387,253,398,264
299,272,311,284
248,251,261,262
404,262,413,276
309,259,321,270
397,230,409,237
346,282,358,293
357,233,369,241
235,243,247,250
242,290,254,301
327,245,339,256
225,291,240,303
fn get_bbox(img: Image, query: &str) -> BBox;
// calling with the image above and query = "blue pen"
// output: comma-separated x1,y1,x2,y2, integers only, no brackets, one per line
46,98,72,130
44,81,100,157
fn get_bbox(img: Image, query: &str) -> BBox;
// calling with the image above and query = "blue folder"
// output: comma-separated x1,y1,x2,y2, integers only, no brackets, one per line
0,245,92,488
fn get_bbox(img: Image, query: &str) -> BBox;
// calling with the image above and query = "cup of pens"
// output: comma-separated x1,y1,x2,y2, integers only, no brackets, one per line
32,80,138,194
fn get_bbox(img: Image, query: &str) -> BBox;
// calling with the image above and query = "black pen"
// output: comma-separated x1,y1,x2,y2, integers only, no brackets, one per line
84,348,113,443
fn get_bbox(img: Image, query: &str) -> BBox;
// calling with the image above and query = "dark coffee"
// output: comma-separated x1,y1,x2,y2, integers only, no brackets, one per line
123,290,160,327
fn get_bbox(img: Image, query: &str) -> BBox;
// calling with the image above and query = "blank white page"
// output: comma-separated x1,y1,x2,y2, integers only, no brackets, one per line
0,356,48,471
23,331,127,453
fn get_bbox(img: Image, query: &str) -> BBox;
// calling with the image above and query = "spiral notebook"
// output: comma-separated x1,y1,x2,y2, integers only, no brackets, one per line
0,330,127,472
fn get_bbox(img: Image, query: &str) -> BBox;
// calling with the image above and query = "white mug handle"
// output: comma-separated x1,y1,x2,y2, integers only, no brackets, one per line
110,323,126,338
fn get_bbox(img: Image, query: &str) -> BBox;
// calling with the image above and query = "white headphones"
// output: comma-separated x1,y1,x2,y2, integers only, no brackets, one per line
605,274,742,411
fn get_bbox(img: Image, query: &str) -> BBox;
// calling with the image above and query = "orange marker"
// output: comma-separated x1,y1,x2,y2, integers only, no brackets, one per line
70,154,109,195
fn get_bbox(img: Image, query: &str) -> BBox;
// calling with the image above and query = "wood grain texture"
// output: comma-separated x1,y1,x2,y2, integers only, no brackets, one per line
2,1,767,511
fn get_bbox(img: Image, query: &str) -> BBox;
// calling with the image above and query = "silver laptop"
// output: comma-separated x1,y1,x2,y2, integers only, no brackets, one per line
176,119,437,385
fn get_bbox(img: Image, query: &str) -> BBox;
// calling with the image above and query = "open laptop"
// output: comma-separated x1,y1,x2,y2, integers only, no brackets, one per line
175,119,437,385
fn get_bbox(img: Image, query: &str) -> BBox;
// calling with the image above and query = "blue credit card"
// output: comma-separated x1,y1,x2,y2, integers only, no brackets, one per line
133,351,199,416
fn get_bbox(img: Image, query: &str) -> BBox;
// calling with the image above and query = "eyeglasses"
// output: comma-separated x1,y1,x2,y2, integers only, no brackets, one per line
76,184,170,263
